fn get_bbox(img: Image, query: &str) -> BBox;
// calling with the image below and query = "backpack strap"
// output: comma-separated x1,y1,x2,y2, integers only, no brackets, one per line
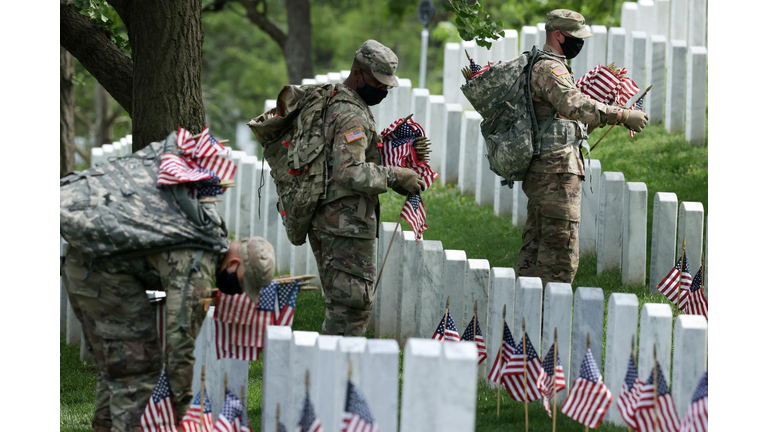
179,249,205,333
525,46,558,156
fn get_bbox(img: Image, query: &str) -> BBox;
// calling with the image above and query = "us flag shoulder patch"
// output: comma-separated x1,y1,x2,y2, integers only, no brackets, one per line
552,66,568,76
344,128,364,143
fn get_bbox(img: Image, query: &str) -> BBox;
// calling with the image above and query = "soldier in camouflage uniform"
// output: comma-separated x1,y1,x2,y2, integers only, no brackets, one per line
516,9,649,288
62,237,274,431
309,40,426,336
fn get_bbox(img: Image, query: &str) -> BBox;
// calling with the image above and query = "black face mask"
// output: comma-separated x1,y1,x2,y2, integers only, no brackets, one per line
560,35,584,59
217,263,242,295
357,80,388,106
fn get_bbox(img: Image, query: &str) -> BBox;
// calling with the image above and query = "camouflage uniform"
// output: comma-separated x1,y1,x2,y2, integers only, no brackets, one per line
63,245,217,431
517,10,624,288
310,40,401,336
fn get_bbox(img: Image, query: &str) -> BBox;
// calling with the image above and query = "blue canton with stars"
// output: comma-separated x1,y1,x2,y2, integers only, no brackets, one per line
195,168,223,196
517,333,539,360
297,391,319,431
407,194,422,211
344,381,376,425
578,349,602,384
643,362,670,396
690,267,703,293
469,59,482,75
151,368,173,402
445,313,459,333
624,355,639,388
219,389,243,423
542,344,562,376
391,121,422,148
461,317,483,341
277,281,300,311
190,388,212,413
503,322,515,347
257,282,278,311
691,371,708,402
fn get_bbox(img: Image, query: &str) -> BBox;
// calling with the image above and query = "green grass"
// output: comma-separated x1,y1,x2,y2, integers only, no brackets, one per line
60,122,706,431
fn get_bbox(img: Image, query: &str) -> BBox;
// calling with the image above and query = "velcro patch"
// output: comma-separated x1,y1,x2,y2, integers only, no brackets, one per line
344,128,364,143
552,66,568,76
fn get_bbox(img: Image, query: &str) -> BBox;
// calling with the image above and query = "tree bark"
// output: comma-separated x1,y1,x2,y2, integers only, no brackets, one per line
60,3,133,116
283,0,313,84
126,0,206,150
61,47,76,177
94,83,115,147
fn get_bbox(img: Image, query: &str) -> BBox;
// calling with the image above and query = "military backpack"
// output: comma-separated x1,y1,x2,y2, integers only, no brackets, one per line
59,132,230,263
248,83,339,246
460,46,556,187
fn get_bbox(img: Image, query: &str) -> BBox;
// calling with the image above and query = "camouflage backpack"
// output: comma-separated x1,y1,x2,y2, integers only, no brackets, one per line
248,83,338,246
460,46,556,187
59,131,230,263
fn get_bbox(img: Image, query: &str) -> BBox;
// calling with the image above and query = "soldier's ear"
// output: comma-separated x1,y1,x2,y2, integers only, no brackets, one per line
221,257,241,274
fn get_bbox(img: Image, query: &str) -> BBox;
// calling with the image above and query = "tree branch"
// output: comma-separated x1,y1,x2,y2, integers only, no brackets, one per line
60,3,134,116
238,0,287,47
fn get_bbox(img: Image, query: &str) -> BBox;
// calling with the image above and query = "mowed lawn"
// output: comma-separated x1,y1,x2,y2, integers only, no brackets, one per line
60,122,707,431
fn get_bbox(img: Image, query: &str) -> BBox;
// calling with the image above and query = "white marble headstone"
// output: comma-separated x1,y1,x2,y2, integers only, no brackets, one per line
685,47,707,146
670,0,688,42
589,25,608,68
607,27,627,67
513,276,543,351
542,282,574,395
415,240,445,338
437,342,478,431
503,29,519,60
520,26,538,53
443,43,461,105
458,110,482,196
362,339,400,432
597,172,625,274
603,293,639,424
622,182,648,285
400,339,442,432
687,0,707,47
376,222,403,339
315,335,341,432
629,31,648,90
664,40,687,134
261,325,292,432
650,192,678,292
621,2,639,68
441,103,463,186
646,35,667,124
512,181,528,227
463,259,491,379
289,331,319,428
580,159,602,257
570,286,605,393
677,201,705,276
475,133,495,205
638,303,673,382
397,231,421,345
486,267,516,387
443,250,467,340
672,315,707,420
493,179,514,217
426,95,446,175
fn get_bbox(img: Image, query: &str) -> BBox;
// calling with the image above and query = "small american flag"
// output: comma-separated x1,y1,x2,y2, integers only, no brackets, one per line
561,348,613,428
633,363,680,432
685,267,708,320
180,389,214,432
501,333,543,402
159,127,235,186
141,367,178,432
401,194,428,241
617,354,643,429
213,282,280,361
432,309,461,342
680,370,708,432
213,389,244,432
575,64,623,104
628,93,646,139
295,391,324,432
461,316,487,364
487,322,515,383
276,280,301,326
340,380,380,432
657,255,693,311
536,342,566,417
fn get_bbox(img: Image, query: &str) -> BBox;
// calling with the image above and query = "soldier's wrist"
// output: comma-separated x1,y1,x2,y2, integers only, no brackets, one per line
386,167,399,187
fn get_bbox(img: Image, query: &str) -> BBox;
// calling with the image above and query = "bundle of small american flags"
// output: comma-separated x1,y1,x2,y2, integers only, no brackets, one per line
575,63,644,138
213,280,300,361
536,341,566,417
656,254,693,312
158,126,236,195
501,332,543,402
379,117,439,240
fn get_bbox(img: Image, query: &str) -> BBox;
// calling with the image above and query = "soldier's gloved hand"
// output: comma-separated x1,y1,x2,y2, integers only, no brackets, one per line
392,167,427,195
622,109,649,133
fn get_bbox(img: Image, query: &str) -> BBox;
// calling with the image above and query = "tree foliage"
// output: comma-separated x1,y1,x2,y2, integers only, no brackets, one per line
442,0,505,48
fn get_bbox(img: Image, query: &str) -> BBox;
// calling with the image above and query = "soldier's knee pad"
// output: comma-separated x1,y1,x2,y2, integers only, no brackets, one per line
326,268,374,312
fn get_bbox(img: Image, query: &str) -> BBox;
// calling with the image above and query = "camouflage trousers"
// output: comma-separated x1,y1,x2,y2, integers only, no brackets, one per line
308,228,377,336
62,247,216,431
517,171,581,288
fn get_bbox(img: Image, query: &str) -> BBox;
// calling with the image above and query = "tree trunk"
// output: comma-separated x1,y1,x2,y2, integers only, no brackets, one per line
61,47,76,177
126,0,206,151
283,0,313,84
94,82,115,147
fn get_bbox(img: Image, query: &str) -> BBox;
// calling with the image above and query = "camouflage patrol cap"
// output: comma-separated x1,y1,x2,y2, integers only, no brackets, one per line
354,39,399,87
240,236,276,302
545,9,593,39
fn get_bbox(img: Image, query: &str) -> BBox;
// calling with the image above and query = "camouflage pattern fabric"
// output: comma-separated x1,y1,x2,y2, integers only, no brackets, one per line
310,85,395,335
62,247,217,431
308,228,376,336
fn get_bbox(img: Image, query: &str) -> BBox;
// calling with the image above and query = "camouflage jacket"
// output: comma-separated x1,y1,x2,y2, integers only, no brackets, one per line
528,45,623,176
313,84,397,239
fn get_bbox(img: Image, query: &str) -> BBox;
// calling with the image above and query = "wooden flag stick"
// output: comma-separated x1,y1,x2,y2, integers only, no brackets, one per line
275,403,280,432
442,296,451,341
653,346,659,432
585,332,591,432
676,237,687,314
590,84,653,152
200,365,206,429
306,369,310,393
497,304,506,418
223,371,228,405
348,361,353,380
241,384,246,422
473,300,478,343
630,335,635,432
523,317,529,432
553,328,558,432
373,214,405,292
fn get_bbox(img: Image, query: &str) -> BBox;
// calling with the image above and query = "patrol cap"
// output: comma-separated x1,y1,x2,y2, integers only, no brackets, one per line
354,39,399,88
240,236,276,303
545,9,593,39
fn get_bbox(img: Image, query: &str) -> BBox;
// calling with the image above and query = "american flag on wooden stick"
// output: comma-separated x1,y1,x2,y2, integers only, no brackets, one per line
213,389,244,432
657,255,693,311
276,280,300,326
680,370,708,432
632,363,680,432
501,333,543,402
461,317,487,364
340,380,380,432
617,354,643,429
684,267,708,320
432,309,461,342
561,348,613,428
487,322,515,383
575,64,642,138
295,390,324,432
141,367,178,432
401,194,428,241
180,389,214,432
536,342,566,417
